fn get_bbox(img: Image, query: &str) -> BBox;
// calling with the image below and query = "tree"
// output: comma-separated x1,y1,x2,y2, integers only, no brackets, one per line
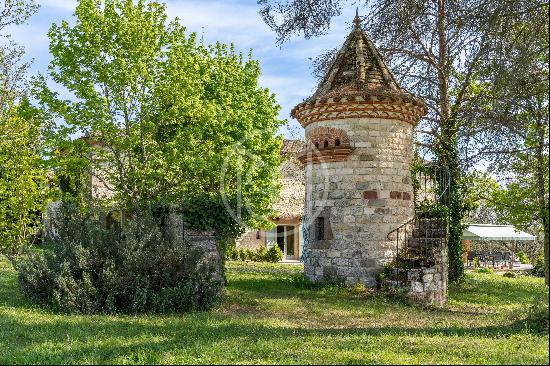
461,5,549,284
258,0,547,282
0,0,45,258
39,0,284,241
0,102,48,257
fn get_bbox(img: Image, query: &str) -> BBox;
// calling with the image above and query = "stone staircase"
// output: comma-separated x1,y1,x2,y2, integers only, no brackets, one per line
382,165,451,306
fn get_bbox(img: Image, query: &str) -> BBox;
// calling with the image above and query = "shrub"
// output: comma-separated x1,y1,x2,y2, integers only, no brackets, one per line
254,245,268,261
226,245,284,263
240,249,247,261
265,244,284,263
376,264,395,289
244,248,255,261
476,267,494,275
16,204,224,314
520,292,549,334
225,245,239,261
503,271,517,278
531,253,545,278
516,251,530,264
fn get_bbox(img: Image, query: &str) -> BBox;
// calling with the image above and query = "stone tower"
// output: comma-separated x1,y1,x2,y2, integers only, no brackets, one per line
292,13,427,287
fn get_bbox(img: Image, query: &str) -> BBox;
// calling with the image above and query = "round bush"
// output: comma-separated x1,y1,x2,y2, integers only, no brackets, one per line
16,204,224,314
266,245,283,263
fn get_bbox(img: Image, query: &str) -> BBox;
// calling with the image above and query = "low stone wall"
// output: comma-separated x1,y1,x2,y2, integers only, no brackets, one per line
404,267,447,306
167,213,224,285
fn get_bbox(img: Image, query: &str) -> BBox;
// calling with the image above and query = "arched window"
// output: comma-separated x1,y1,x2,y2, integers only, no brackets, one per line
324,140,329,148
315,141,319,148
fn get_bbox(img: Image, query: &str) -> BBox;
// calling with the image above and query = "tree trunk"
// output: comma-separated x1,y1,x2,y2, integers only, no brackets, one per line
436,0,464,282
534,116,549,285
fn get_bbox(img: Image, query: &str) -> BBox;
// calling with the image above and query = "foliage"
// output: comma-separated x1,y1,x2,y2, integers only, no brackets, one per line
0,101,49,257
0,0,39,120
503,271,517,278
516,251,530,265
532,254,546,278
375,263,395,289
0,0,45,257
476,267,494,275
16,203,223,314
415,201,450,219
467,2,549,285
265,244,284,263
38,0,284,241
462,170,500,214
227,244,283,263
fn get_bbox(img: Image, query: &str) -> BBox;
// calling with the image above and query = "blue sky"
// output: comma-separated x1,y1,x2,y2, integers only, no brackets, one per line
9,0,360,138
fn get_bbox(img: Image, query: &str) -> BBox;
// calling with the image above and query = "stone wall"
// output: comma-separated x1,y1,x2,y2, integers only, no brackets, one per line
303,117,414,287
381,237,448,307
405,265,447,306
236,230,265,250
167,212,224,284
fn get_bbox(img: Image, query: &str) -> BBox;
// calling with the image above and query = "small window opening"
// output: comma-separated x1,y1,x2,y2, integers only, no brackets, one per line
335,139,341,146
324,140,329,148
256,231,261,240
315,141,319,148
316,217,325,240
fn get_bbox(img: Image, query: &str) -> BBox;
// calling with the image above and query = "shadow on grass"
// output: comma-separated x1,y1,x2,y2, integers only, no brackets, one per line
0,307,543,364
1,261,548,363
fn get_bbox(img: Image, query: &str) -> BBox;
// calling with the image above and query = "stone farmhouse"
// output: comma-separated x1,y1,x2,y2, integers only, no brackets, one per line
236,139,306,261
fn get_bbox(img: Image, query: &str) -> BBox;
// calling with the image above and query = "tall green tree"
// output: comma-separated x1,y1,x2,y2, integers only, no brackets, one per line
460,5,549,284
258,0,547,281
0,0,45,258
0,102,47,257
39,0,284,240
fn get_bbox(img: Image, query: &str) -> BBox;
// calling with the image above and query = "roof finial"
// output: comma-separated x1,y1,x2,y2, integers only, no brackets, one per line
353,7,361,29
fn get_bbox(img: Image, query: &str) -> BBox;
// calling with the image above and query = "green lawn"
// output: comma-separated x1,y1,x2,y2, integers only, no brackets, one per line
0,258,548,364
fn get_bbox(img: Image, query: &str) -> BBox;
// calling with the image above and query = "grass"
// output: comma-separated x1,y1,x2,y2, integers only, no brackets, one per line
0,258,548,364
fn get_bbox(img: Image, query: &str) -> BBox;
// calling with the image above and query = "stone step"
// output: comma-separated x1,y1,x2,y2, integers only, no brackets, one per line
407,237,443,248
412,227,446,238
414,218,446,231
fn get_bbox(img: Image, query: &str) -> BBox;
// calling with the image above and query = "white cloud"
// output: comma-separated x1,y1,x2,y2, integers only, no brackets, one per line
38,0,77,11
165,0,274,47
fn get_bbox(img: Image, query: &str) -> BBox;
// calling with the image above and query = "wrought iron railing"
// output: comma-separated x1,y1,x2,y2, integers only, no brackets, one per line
386,164,451,279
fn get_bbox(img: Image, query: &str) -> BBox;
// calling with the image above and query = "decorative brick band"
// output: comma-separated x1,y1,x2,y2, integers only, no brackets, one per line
292,97,426,128
390,191,411,200
298,126,352,165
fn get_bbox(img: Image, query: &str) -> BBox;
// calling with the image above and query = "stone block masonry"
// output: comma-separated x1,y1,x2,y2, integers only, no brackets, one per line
302,118,415,287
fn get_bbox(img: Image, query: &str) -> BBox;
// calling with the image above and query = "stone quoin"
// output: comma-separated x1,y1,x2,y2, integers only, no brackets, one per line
292,11,427,287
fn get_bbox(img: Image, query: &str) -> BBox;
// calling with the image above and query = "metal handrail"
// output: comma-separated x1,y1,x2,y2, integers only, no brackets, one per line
386,164,451,241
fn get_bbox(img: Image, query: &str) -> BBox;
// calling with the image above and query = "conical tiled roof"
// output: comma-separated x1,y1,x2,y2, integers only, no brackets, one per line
291,12,426,126
313,11,402,98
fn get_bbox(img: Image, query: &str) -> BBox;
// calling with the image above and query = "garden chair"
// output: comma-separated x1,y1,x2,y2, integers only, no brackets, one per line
467,252,475,267
492,252,502,268
480,251,489,267
502,252,511,267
